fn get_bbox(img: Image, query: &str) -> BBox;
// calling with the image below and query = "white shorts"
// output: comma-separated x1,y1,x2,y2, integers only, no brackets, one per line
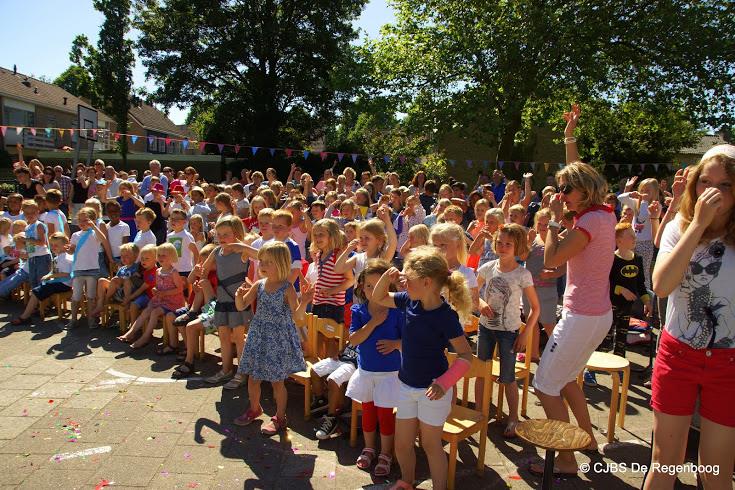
345,368,399,408
396,380,453,427
311,358,356,386
533,308,613,396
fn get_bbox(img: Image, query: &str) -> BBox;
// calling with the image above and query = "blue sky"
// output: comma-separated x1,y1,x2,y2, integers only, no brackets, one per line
0,0,394,124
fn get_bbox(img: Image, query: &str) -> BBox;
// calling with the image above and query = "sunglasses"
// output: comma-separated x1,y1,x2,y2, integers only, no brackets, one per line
559,184,574,195
690,261,721,275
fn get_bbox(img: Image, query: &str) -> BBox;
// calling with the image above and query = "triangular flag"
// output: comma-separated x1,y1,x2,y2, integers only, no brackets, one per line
16,127,23,135
30,128,36,136
303,150,310,160
513,161,520,171
92,129,97,139
613,164,620,172
529,162,536,171
466,159,473,168
558,163,564,169
482,160,489,169
269,148,276,157
498,160,504,169
182,139,189,150
59,129,65,138
0,126,6,137
383,155,390,164
217,143,225,154
165,137,171,145
628,164,634,172
251,147,259,155
234,145,240,154
131,135,138,144
113,132,120,141
337,153,345,162
448,159,456,166
45,128,53,138
69,128,75,137
666,163,673,171
653,163,660,172
285,148,293,158
148,136,155,146
351,154,358,163
199,142,206,152
320,152,328,161
399,156,406,164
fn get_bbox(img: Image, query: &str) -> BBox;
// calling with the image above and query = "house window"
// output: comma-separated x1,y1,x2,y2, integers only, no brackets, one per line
146,130,167,154
2,106,35,145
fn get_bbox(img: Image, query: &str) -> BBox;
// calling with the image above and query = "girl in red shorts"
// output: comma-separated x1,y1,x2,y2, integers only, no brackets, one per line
647,144,735,490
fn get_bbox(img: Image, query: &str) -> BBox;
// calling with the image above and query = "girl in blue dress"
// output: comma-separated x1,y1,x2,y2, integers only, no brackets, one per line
233,241,313,436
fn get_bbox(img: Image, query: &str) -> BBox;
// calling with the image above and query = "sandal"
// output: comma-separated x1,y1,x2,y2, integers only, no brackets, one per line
176,349,187,362
388,480,414,490
223,373,246,390
116,335,133,344
503,420,519,439
172,362,195,379
10,316,31,326
155,344,176,356
373,453,392,477
356,447,376,470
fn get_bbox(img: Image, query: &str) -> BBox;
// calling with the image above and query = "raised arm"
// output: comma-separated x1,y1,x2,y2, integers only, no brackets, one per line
373,267,400,308
334,239,359,274
563,103,581,164
377,205,398,260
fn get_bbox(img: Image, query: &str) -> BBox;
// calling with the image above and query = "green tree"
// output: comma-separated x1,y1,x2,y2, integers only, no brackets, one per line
68,1,135,164
53,65,100,107
371,0,734,161
135,0,367,149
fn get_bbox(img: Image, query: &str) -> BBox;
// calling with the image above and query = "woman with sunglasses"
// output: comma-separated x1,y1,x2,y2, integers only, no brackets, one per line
643,144,735,490
529,104,618,478
41,166,60,192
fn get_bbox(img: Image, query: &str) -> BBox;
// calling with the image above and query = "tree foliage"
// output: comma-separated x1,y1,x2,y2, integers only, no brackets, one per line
54,65,100,108
68,1,135,163
371,0,735,160
135,0,367,148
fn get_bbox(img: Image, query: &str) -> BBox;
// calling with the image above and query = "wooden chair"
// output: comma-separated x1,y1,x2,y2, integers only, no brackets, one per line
442,352,493,490
576,351,630,443
463,315,479,335
103,302,130,332
288,313,318,420
493,322,533,419
11,282,31,305
516,419,591,490
38,290,73,320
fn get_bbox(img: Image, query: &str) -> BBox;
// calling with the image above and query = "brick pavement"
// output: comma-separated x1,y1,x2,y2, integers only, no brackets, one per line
0,303,709,489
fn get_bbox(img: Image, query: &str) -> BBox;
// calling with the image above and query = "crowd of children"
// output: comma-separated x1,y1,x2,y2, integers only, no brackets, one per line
2,104,734,489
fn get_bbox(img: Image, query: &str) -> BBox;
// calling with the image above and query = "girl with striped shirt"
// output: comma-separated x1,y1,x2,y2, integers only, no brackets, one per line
310,219,354,325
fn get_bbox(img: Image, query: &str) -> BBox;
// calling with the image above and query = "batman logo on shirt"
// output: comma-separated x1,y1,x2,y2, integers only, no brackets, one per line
621,265,639,278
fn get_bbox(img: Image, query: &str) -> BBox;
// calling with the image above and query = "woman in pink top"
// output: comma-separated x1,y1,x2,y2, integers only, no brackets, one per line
530,105,617,478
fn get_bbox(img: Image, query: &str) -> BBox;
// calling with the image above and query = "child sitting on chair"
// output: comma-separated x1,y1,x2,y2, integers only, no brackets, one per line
89,243,141,321
11,232,73,325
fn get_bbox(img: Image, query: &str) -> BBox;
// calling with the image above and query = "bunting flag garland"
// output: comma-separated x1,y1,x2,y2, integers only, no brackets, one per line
131,135,138,144
303,150,310,160
653,163,660,172
351,154,358,164
558,163,564,169
466,159,473,168
448,159,456,166
59,129,65,138
217,144,225,154
182,139,189,150
0,126,6,137
16,127,23,135
251,147,259,155
92,129,97,139
498,160,504,169
320,151,328,162
198,141,206,152
383,156,390,164
30,128,37,137
234,144,241,154
613,164,620,172
285,148,293,158
666,163,673,171
513,161,520,171
269,148,276,157
529,162,536,171
148,136,155,146
543,163,550,172
44,128,52,138
337,153,345,162
165,137,171,145
69,128,75,137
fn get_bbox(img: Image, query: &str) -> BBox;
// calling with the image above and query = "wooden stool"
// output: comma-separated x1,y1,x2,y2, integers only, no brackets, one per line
577,351,630,443
39,290,72,321
516,419,591,490
103,303,129,332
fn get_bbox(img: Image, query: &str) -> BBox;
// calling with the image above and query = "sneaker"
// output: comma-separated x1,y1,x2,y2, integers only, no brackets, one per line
310,396,328,415
315,415,339,440
261,415,287,436
583,370,597,387
204,370,233,385
223,373,246,390
234,407,263,426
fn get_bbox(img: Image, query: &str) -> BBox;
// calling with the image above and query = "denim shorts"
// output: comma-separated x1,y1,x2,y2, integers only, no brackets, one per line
477,327,519,384
132,295,150,309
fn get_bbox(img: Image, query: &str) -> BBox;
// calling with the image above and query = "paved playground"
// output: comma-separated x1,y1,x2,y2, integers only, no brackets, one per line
0,302,707,489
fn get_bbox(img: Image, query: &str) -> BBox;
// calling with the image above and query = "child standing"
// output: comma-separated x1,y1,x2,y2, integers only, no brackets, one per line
346,259,402,477
167,209,198,277
105,200,131,265
584,222,651,386
311,219,354,325
40,190,69,236
11,233,72,325
133,208,158,249
430,223,480,312
475,223,540,437
68,207,109,329
22,200,52,289
372,246,473,490
233,241,312,435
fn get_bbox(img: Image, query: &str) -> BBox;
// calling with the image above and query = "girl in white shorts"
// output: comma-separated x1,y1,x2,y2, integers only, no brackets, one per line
372,246,473,490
